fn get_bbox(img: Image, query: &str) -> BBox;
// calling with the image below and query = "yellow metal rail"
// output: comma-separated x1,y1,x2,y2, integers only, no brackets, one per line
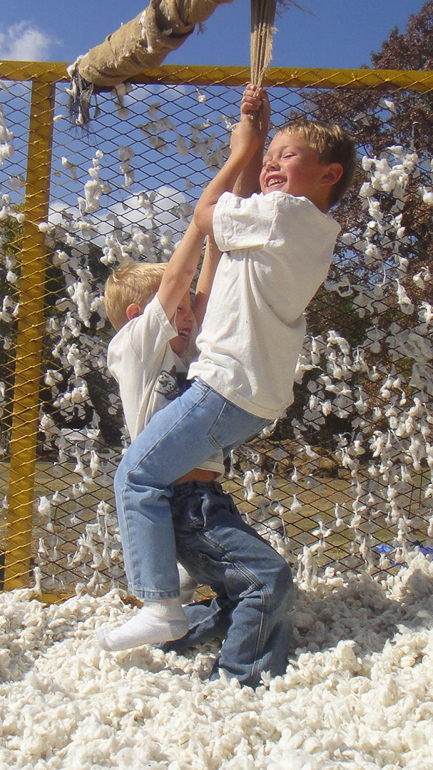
4,79,55,589
0,61,432,92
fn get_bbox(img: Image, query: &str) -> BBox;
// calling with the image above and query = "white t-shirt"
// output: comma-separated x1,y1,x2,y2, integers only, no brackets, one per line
107,294,224,474
189,191,341,420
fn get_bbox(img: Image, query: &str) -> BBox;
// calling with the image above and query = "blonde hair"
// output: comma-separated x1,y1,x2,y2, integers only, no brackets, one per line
277,119,357,208
104,260,167,330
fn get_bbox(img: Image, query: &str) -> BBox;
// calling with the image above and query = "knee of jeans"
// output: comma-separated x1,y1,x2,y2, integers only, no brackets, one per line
267,560,294,610
114,460,125,489
114,452,144,490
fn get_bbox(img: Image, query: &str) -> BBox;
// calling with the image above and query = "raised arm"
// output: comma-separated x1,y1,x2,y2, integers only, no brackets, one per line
192,236,222,329
157,220,205,323
233,85,270,198
194,86,269,236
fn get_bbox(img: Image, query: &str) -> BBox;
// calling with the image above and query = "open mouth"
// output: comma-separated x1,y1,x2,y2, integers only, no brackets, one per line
266,176,286,188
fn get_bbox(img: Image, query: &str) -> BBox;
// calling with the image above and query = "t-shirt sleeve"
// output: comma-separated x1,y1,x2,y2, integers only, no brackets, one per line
213,192,278,252
213,191,340,259
126,294,176,362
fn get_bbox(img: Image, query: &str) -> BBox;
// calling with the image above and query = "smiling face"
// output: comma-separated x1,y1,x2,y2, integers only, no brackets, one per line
259,131,334,210
169,290,194,357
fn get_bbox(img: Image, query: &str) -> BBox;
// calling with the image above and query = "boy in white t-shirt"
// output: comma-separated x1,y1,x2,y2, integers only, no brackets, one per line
99,227,294,687
105,85,356,657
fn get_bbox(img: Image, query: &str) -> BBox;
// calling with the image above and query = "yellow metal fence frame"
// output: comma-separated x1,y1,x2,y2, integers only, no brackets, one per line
1,61,432,591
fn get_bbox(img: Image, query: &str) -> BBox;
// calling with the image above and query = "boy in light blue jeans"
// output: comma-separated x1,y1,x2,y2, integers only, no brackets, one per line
104,85,356,671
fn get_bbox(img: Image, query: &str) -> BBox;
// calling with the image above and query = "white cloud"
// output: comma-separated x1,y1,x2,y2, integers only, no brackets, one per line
0,22,55,61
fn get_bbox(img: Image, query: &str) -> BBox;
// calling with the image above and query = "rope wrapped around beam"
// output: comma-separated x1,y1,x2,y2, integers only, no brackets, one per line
78,0,234,86
68,0,234,123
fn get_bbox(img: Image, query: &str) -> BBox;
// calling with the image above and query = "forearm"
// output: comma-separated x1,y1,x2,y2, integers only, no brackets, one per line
195,86,269,233
233,86,269,198
158,220,205,320
233,145,264,198
193,236,221,328
194,150,253,235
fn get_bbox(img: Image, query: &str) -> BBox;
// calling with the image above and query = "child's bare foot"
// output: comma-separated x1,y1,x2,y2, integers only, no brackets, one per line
97,598,188,651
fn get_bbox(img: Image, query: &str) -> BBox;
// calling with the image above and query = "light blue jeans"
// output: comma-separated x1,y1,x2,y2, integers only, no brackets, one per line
115,378,271,599
164,480,294,688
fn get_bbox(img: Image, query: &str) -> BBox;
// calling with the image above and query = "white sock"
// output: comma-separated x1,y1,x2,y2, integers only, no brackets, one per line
97,598,188,652
178,564,198,606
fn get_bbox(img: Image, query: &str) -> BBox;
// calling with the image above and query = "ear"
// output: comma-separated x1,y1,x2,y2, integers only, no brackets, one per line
321,162,343,188
126,303,143,321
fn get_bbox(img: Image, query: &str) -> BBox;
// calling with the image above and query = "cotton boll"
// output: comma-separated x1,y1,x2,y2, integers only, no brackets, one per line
243,470,256,502
312,520,332,540
7,173,25,189
361,156,375,172
419,301,433,330
264,474,275,499
176,135,189,156
421,188,433,205
118,145,135,186
61,156,78,180
333,504,345,529
0,108,14,163
290,495,302,516
148,135,167,154
395,279,414,315
89,451,99,478
359,181,374,198
354,389,368,414
382,98,397,114
38,496,52,517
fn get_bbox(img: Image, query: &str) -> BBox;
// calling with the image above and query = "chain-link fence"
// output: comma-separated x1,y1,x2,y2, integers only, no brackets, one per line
1,62,432,599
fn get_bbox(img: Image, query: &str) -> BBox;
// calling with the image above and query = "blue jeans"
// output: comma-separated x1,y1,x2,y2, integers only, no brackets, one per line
115,378,271,599
164,480,294,688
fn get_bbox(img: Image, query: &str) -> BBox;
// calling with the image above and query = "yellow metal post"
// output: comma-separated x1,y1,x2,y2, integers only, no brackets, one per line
4,78,55,589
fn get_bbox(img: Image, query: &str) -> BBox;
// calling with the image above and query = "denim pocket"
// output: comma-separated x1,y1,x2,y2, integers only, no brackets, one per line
172,494,207,532
205,400,233,450
206,398,272,452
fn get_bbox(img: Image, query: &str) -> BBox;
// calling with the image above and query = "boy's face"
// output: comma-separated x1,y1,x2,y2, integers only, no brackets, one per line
259,131,331,206
170,291,194,357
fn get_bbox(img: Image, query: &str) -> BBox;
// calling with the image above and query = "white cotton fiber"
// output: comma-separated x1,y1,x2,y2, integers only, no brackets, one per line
1,556,432,769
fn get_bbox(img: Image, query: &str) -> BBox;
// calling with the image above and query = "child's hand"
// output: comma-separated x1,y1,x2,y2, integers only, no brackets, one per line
241,84,270,137
230,85,270,158
241,83,264,115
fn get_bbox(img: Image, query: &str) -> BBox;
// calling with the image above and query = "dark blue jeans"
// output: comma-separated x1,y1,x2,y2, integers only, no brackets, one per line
163,480,295,688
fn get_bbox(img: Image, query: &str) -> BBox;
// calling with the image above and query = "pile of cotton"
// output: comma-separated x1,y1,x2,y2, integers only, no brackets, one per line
1,553,432,770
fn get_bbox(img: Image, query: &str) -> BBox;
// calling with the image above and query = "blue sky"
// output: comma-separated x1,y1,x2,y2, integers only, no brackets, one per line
0,0,427,70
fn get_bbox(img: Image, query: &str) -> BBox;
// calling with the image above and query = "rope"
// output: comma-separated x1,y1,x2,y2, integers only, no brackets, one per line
250,0,303,87
250,0,277,87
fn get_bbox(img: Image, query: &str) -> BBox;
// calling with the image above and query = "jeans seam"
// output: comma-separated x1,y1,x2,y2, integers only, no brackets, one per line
195,532,264,589
249,585,270,683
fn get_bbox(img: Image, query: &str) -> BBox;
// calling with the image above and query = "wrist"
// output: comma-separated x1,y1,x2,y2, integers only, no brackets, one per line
228,146,256,172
